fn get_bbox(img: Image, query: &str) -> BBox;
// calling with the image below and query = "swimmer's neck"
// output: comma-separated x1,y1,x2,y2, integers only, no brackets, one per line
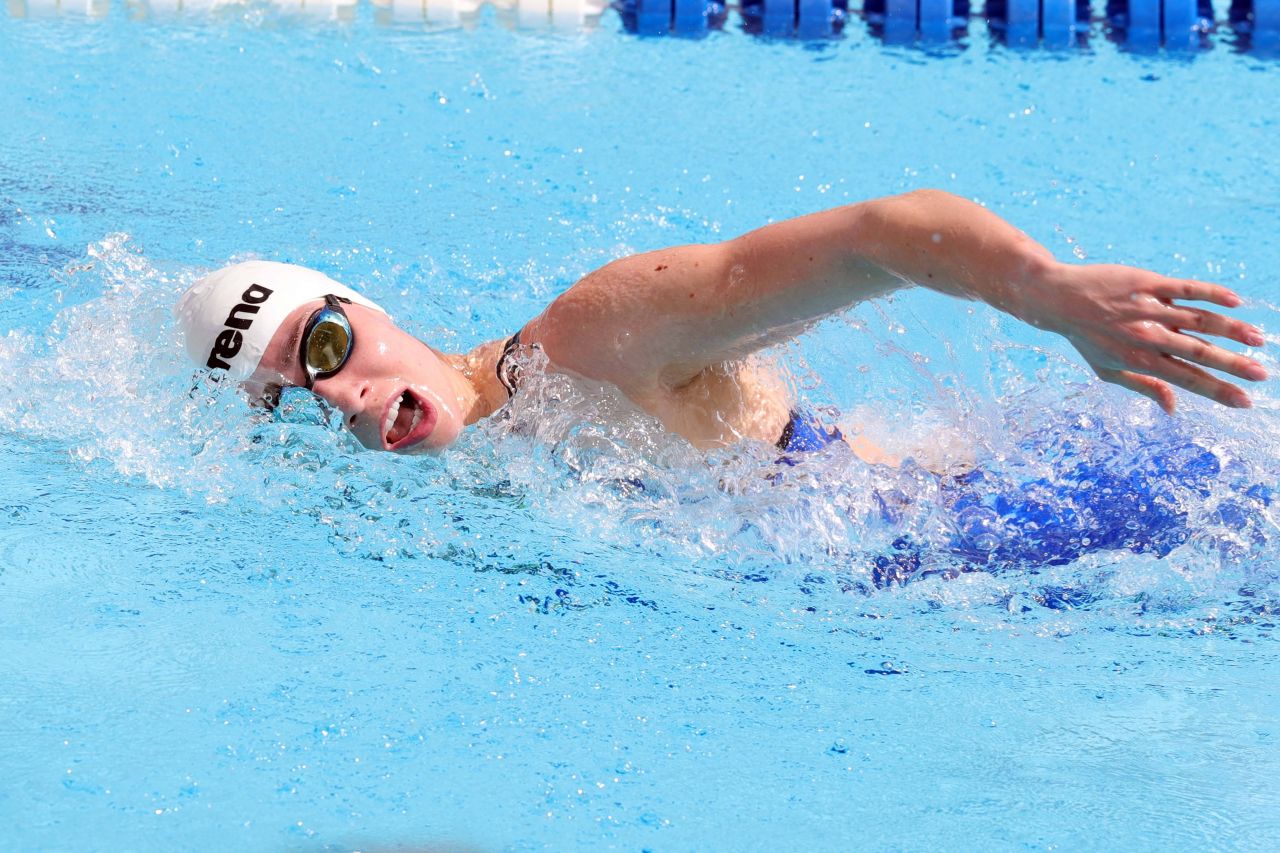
442,339,511,426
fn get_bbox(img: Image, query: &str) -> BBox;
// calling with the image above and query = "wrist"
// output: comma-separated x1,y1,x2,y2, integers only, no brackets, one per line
1003,251,1064,332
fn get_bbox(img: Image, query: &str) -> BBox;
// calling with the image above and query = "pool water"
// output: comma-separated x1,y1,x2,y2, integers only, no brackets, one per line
2,5,1279,850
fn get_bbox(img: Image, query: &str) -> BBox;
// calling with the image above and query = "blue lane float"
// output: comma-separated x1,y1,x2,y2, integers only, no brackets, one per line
918,0,960,38
762,0,800,35
617,0,726,33
881,0,919,42
1163,0,1201,47
1255,0,1280,43
986,0,1088,45
1042,0,1085,44
1125,0,1162,44
1230,0,1279,37
613,0,1255,47
864,0,968,41
1002,0,1044,44
673,0,718,30
1105,0,1213,46
797,0,842,36
740,0,847,36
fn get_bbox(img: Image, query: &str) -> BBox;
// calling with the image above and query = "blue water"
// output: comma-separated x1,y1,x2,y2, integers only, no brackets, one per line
2,4,1279,850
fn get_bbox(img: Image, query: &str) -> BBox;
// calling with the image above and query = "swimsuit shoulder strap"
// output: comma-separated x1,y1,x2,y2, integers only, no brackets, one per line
495,328,523,397
777,409,845,453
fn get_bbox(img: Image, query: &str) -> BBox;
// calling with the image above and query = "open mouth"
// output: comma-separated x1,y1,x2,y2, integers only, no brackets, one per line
382,389,435,451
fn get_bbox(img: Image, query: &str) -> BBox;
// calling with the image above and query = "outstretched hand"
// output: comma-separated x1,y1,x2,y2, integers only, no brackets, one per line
1021,262,1268,414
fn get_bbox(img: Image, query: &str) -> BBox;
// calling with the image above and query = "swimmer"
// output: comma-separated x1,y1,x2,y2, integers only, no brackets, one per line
176,190,1268,457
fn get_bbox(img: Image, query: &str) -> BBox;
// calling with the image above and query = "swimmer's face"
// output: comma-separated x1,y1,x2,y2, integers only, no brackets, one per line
249,300,467,454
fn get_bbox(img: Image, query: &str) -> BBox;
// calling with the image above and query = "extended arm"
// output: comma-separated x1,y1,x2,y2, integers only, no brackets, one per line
528,190,1266,412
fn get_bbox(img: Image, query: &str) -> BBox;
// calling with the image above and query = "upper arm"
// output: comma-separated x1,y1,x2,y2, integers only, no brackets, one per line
526,204,914,393
524,243,740,394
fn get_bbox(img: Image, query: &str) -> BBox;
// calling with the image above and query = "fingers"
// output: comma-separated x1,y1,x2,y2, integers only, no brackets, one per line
1155,305,1266,347
1147,355,1252,409
1097,336,1258,410
1151,278,1243,308
1099,368,1176,415
1145,329,1269,382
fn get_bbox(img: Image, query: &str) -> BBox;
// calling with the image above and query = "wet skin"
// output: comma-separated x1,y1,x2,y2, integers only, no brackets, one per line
245,191,1269,455
249,302,495,454
248,298,799,454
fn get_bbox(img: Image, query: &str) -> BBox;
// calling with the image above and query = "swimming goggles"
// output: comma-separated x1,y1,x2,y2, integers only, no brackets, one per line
299,294,355,390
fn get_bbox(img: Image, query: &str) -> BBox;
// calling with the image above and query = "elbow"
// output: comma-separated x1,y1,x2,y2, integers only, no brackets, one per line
853,189,965,230
897,188,965,207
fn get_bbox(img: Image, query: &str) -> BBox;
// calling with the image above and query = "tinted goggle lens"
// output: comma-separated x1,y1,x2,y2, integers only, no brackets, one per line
306,318,351,374
300,296,354,389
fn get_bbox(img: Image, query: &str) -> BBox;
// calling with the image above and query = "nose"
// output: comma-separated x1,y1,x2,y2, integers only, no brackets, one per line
312,375,373,425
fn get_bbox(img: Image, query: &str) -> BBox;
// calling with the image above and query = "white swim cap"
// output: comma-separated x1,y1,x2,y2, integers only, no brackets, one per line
175,261,386,380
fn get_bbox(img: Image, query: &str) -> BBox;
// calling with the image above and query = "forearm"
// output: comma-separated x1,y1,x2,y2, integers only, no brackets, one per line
845,189,1057,322
719,189,1061,334
765,190,1265,413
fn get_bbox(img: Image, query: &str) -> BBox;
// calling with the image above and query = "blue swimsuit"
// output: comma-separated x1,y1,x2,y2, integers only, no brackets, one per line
773,408,1271,580
777,410,846,454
